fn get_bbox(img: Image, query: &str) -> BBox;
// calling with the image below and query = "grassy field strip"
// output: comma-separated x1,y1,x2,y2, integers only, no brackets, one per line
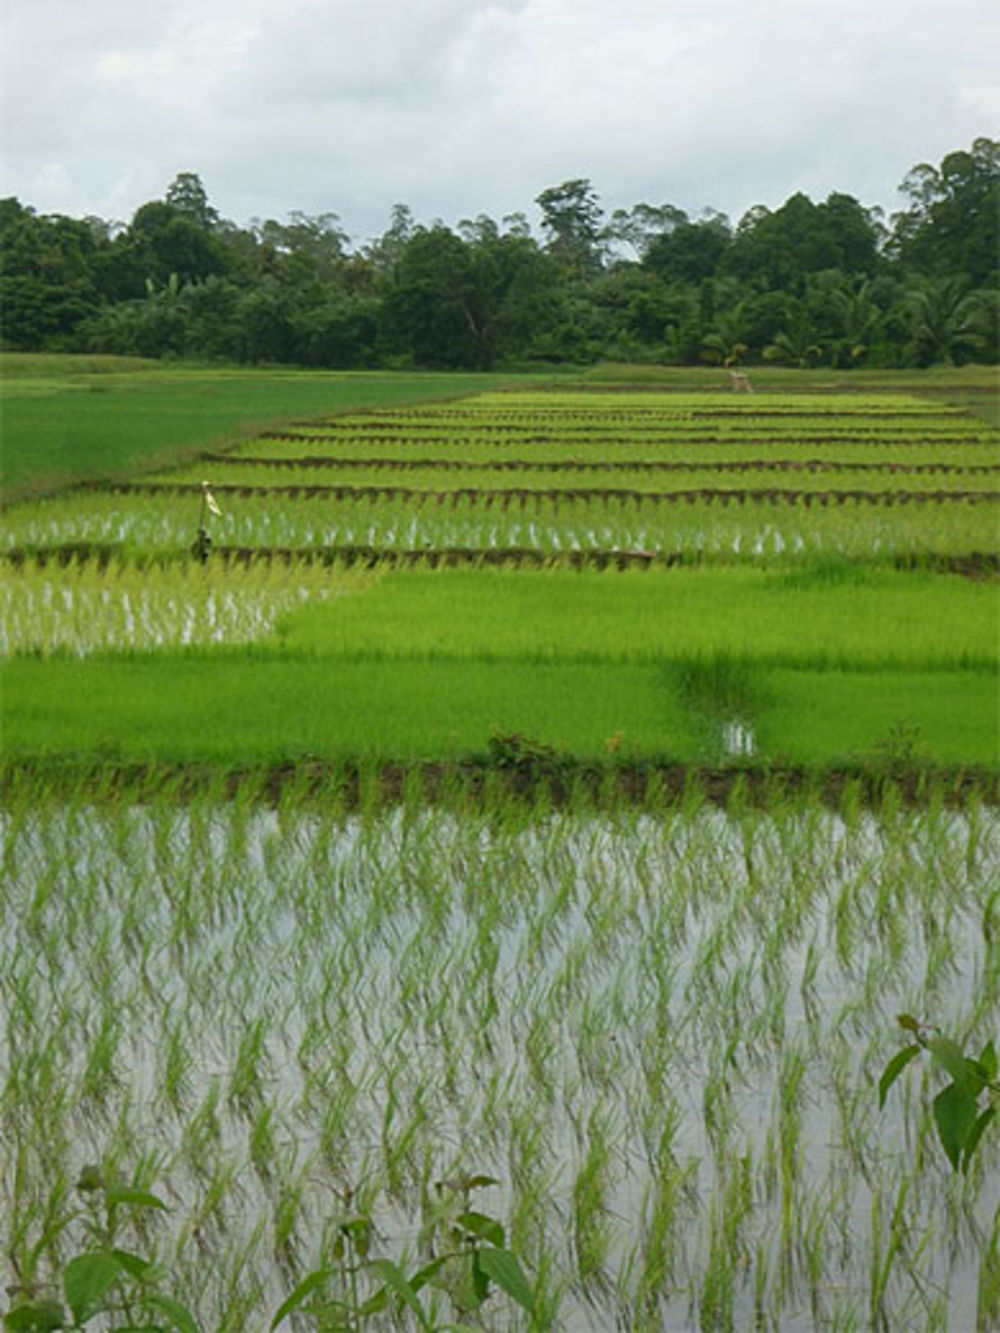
228,435,999,466
2,654,996,765
388,389,971,413
0,367,505,498
268,568,998,670
4,565,997,762
3,563,995,664
3,791,997,1329
253,431,996,455
0,657,692,763
199,454,1000,475
262,424,994,446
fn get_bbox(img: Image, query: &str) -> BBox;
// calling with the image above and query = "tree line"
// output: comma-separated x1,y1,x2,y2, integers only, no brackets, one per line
1,138,996,371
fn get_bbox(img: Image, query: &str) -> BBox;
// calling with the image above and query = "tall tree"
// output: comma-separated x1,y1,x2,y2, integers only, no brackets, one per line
724,192,881,288
536,179,605,275
128,199,228,287
890,137,1000,286
904,276,991,365
164,172,220,230
603,202,689,260
643,214,731,283
0,199,104,346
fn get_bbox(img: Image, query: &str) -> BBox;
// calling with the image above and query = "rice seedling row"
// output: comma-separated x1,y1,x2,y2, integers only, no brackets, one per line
6,486,997,561
262,426,992,445
204,453,1000,476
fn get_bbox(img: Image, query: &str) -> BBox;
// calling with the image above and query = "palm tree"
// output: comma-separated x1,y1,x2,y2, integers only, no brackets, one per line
763,307,823,368
905,276,988,365
700,301,750,366
831,280,884,365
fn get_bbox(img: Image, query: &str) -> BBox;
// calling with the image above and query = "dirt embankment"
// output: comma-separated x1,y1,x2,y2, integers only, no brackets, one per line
4,758,997,810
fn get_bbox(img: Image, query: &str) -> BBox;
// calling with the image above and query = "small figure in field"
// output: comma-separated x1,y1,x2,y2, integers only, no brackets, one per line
192,480,222,562
729,371,754,393
192,526,212,563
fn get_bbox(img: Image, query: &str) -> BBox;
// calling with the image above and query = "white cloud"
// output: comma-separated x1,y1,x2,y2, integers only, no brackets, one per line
2,0,997,239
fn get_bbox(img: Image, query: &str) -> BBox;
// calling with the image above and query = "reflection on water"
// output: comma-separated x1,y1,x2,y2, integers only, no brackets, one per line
722,718,756,756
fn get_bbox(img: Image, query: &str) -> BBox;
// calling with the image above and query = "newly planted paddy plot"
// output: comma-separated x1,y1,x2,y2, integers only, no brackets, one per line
6,486,997,562
0,558,375,655
2,785,998,1331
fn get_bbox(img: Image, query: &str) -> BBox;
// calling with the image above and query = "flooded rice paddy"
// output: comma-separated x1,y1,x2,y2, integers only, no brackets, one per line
3,795,997,1330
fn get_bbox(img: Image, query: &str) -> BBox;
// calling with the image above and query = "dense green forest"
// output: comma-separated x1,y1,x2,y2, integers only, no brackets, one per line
1,138,996,370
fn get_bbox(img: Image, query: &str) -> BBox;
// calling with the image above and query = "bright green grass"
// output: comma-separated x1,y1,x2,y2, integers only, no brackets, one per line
756,668,999,765
0,359,507,498
2,651,997,766
0,655,692,762
274,567,999,670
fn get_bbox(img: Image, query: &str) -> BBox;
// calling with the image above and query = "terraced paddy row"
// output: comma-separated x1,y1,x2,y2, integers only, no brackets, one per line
3,384,998,770
7,487,996,561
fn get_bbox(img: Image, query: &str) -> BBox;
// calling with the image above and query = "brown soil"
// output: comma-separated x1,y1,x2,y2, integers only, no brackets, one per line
205,454,1000,476
93,481,1000,506
5,545,999,577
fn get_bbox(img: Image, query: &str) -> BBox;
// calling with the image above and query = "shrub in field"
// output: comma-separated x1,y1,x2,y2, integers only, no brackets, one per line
273,1175,535,1331
487,729,569,780
3,1170,534,1333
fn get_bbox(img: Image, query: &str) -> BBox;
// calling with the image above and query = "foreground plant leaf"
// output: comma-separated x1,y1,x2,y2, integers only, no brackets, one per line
145,1293,200,1333
929,1035,976,1091
476,1247,535,1314
367,1259,430,1331
963,1105,998,1173
3,1299,66,1333
455,1211,505,1248
269,1269,333,1330
105,1189,169,1212
933,1080,978,1169
878,1043,920,1109
63,1252,123,1324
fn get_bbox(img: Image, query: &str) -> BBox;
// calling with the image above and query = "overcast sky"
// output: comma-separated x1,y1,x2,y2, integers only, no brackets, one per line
3,0,998,246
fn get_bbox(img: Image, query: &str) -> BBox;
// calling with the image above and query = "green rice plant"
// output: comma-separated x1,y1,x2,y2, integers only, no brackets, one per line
698,1149,753,1333
570,1104,618,1291
0,557,375,656
868,1178,913,1333
978,1208,1000,1330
